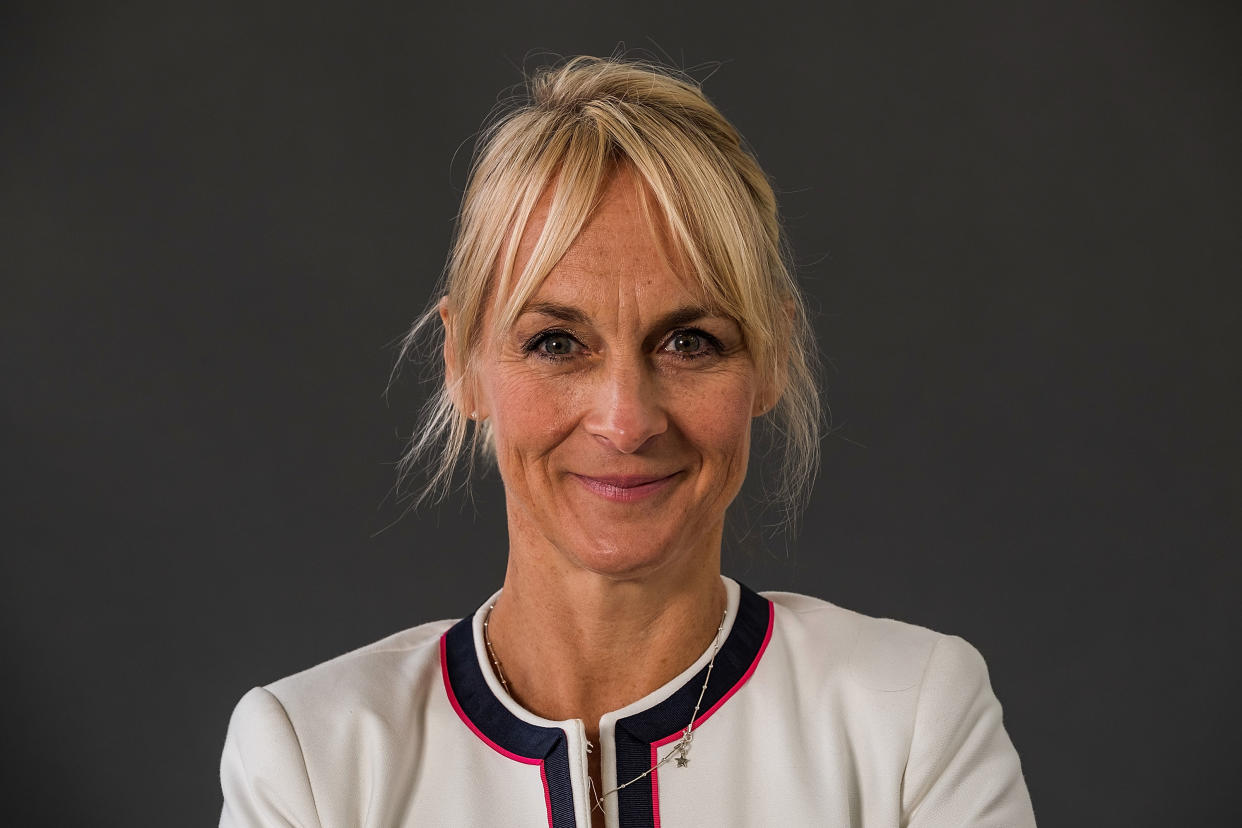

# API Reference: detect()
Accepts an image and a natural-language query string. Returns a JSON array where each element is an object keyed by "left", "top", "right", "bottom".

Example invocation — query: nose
[{"left": 581, "top": 358, "right": 668, "bottom": 454}]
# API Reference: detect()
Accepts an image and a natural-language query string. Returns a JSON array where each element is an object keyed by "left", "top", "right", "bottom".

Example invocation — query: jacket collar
[{"left": 440, "top": 577, "right": 774, "bottom": 827}]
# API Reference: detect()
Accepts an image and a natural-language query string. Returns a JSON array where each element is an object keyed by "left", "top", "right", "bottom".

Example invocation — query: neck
[{"left": 485, "top": 519, "right": 727, "bottom": 739}]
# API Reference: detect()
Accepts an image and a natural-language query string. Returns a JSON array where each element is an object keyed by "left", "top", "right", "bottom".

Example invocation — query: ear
[
  {"left": 753, "top": 368, "right": 785, "bottom": 417},
  {"left": 440, "top": 296, "right": 485, "bottom": 421},
  {"left": 753, "top": 299, "right": 795, "bottom": 417}
]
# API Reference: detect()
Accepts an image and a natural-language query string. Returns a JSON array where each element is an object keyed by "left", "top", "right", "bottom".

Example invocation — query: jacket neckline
[{"left": 439, "top": 576, "right": 774, "bottom": 828}]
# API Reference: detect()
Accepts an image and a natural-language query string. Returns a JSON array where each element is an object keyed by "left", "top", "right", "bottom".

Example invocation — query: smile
[{"left": 570, "top": 472, "right": 680, "bottom": 502}]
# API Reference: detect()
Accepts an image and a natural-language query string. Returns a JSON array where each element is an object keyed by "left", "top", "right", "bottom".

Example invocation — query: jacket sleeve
[
  {"left": 220, "top": 687, "right": 323, "bottom": 828},
  {"left": 901, "top": 635, "right": 1037, "bottom": 827}
]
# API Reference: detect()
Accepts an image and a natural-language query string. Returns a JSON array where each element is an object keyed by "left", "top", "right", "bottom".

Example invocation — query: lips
[{"left": 570, "top": 472, "right": 680, "bottom": 502}]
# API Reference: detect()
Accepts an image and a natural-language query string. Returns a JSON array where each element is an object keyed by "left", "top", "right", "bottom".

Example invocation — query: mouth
[{"left": 570, "top": 472, "right": 681, "bottom": 503}]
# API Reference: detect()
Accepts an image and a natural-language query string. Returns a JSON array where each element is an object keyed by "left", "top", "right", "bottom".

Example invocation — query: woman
[{"left": 220, "top": 57, "right": 1036, "bottom": 827}]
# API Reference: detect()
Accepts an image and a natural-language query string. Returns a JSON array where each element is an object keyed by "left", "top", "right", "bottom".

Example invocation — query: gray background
[{"left": 3, "top": 1, "right": 1239, "bottom": 824}]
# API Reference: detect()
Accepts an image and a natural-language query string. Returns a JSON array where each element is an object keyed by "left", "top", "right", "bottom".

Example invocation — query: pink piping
[
  {"left": 650, "top": 743, "right": 662, "bottom": 828},
  {"left": 439, "top": 634, "right": 554, "bottom": 827},
  {"left": 649, "top": 600, "right": 775, "bottom": 825}
]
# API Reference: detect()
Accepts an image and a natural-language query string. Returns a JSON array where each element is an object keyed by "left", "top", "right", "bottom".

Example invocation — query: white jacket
[{"left": 220, "top": 578, "right": 1036, "bottom": 827}]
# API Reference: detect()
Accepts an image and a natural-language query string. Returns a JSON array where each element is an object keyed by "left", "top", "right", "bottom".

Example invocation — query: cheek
[
  {"left": 672, "top": 375, "right": 756, "bottom": 464},
  {"left": 483, "top": 362, "right": 758, "bottom": 476},
  {"left": 484, "top": 371, "right": 584, "bottom": 469}
]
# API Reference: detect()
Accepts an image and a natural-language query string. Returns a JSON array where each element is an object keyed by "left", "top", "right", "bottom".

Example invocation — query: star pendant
[{"left": 675, "top": 753, "right": 690, "bottom": 768}]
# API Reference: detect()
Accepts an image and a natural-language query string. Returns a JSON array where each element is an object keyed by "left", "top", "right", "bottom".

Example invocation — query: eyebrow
[
  {"left": 519, "top": 301, "right": 591, "bottom": 327},
  {"left": 518, "top": 301, "right": 725, "bottom": 332}
]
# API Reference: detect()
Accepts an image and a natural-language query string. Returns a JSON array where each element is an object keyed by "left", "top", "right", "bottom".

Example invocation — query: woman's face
[{"left": 463, "top": 170, "right": 764, "bottom": 580}]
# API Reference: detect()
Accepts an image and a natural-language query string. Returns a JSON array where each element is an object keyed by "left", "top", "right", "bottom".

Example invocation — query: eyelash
[{"left": 521, "top": 328, "right": 724, "bottom": 362}]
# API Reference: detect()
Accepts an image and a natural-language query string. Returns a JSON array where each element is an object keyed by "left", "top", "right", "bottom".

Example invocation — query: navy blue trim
[
  {"left": 613, "top": 583, "right": 772, "bottom": 828},
  {"left": 443, "top": 618, "right": 576, "bottom": 828}
]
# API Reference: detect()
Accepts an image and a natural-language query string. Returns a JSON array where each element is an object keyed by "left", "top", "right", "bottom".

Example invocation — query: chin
[
  {"left": 505, "top": 481, "right": 726, "bottom": 582},
  {"left": 557, "top": 520, "right": 708, "bottom": 581}
]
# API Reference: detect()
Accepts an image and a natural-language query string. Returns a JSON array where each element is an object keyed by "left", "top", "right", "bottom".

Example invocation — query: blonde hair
[{"left": 395, "top": 56, "right": 821, "bottom": 532}]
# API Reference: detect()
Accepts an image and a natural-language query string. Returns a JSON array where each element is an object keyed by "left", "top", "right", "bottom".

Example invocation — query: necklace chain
[
  {"left": 481, "top": 604, "right": 510, "bottom": 695},
  {"left": 482, "top": 603, "right": 728, "bottom": 815}
]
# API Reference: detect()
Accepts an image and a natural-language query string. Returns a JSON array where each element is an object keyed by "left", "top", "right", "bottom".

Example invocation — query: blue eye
[
  {"left": 663, "top": 329, "right": 720, "bottom": 359},
  {"left": 670, "top": 332, "right": 703, "bottom": 353},
  {"left": 539, "top": 334, "right": 575, "bottom": 355},
  {"left": 524, "top": 330, "right": 581, "bottom": 360}
]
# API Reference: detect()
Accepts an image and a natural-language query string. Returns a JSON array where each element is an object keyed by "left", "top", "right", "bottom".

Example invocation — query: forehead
[{"left": 508, "top": 169, "right": 709, "bottom": 315}]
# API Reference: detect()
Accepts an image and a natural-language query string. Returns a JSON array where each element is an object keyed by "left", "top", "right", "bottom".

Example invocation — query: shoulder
[
  {"left": 221, "top": 685, "right": 324, "bottom": 827},
  {"left": 761, "top": 589, "right": 968, "bottom": 694},
  {"left": 226, "top": 617, "right": 456, "bottom": 740},
  {"left": 758, "top": 589, "right": 1035, "bottom": 825},
  {"left": 220, "top": 618, "right": 458, "bottom": 825},
  {"left": 261, "top": 618, "right": 456, "bottom": 724}
]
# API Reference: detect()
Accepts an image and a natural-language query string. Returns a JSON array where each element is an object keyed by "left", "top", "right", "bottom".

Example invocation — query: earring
[{"left": 469, "top": 410, "right": 478, "bottom": 420}]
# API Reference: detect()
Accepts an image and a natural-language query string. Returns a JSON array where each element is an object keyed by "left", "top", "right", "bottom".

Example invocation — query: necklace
[
  {"left": 482, "top": 603, "right": 510, "bottom": 695},
  {"left": 482, "top": 602, "right": 728, "bottom": 814}
]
